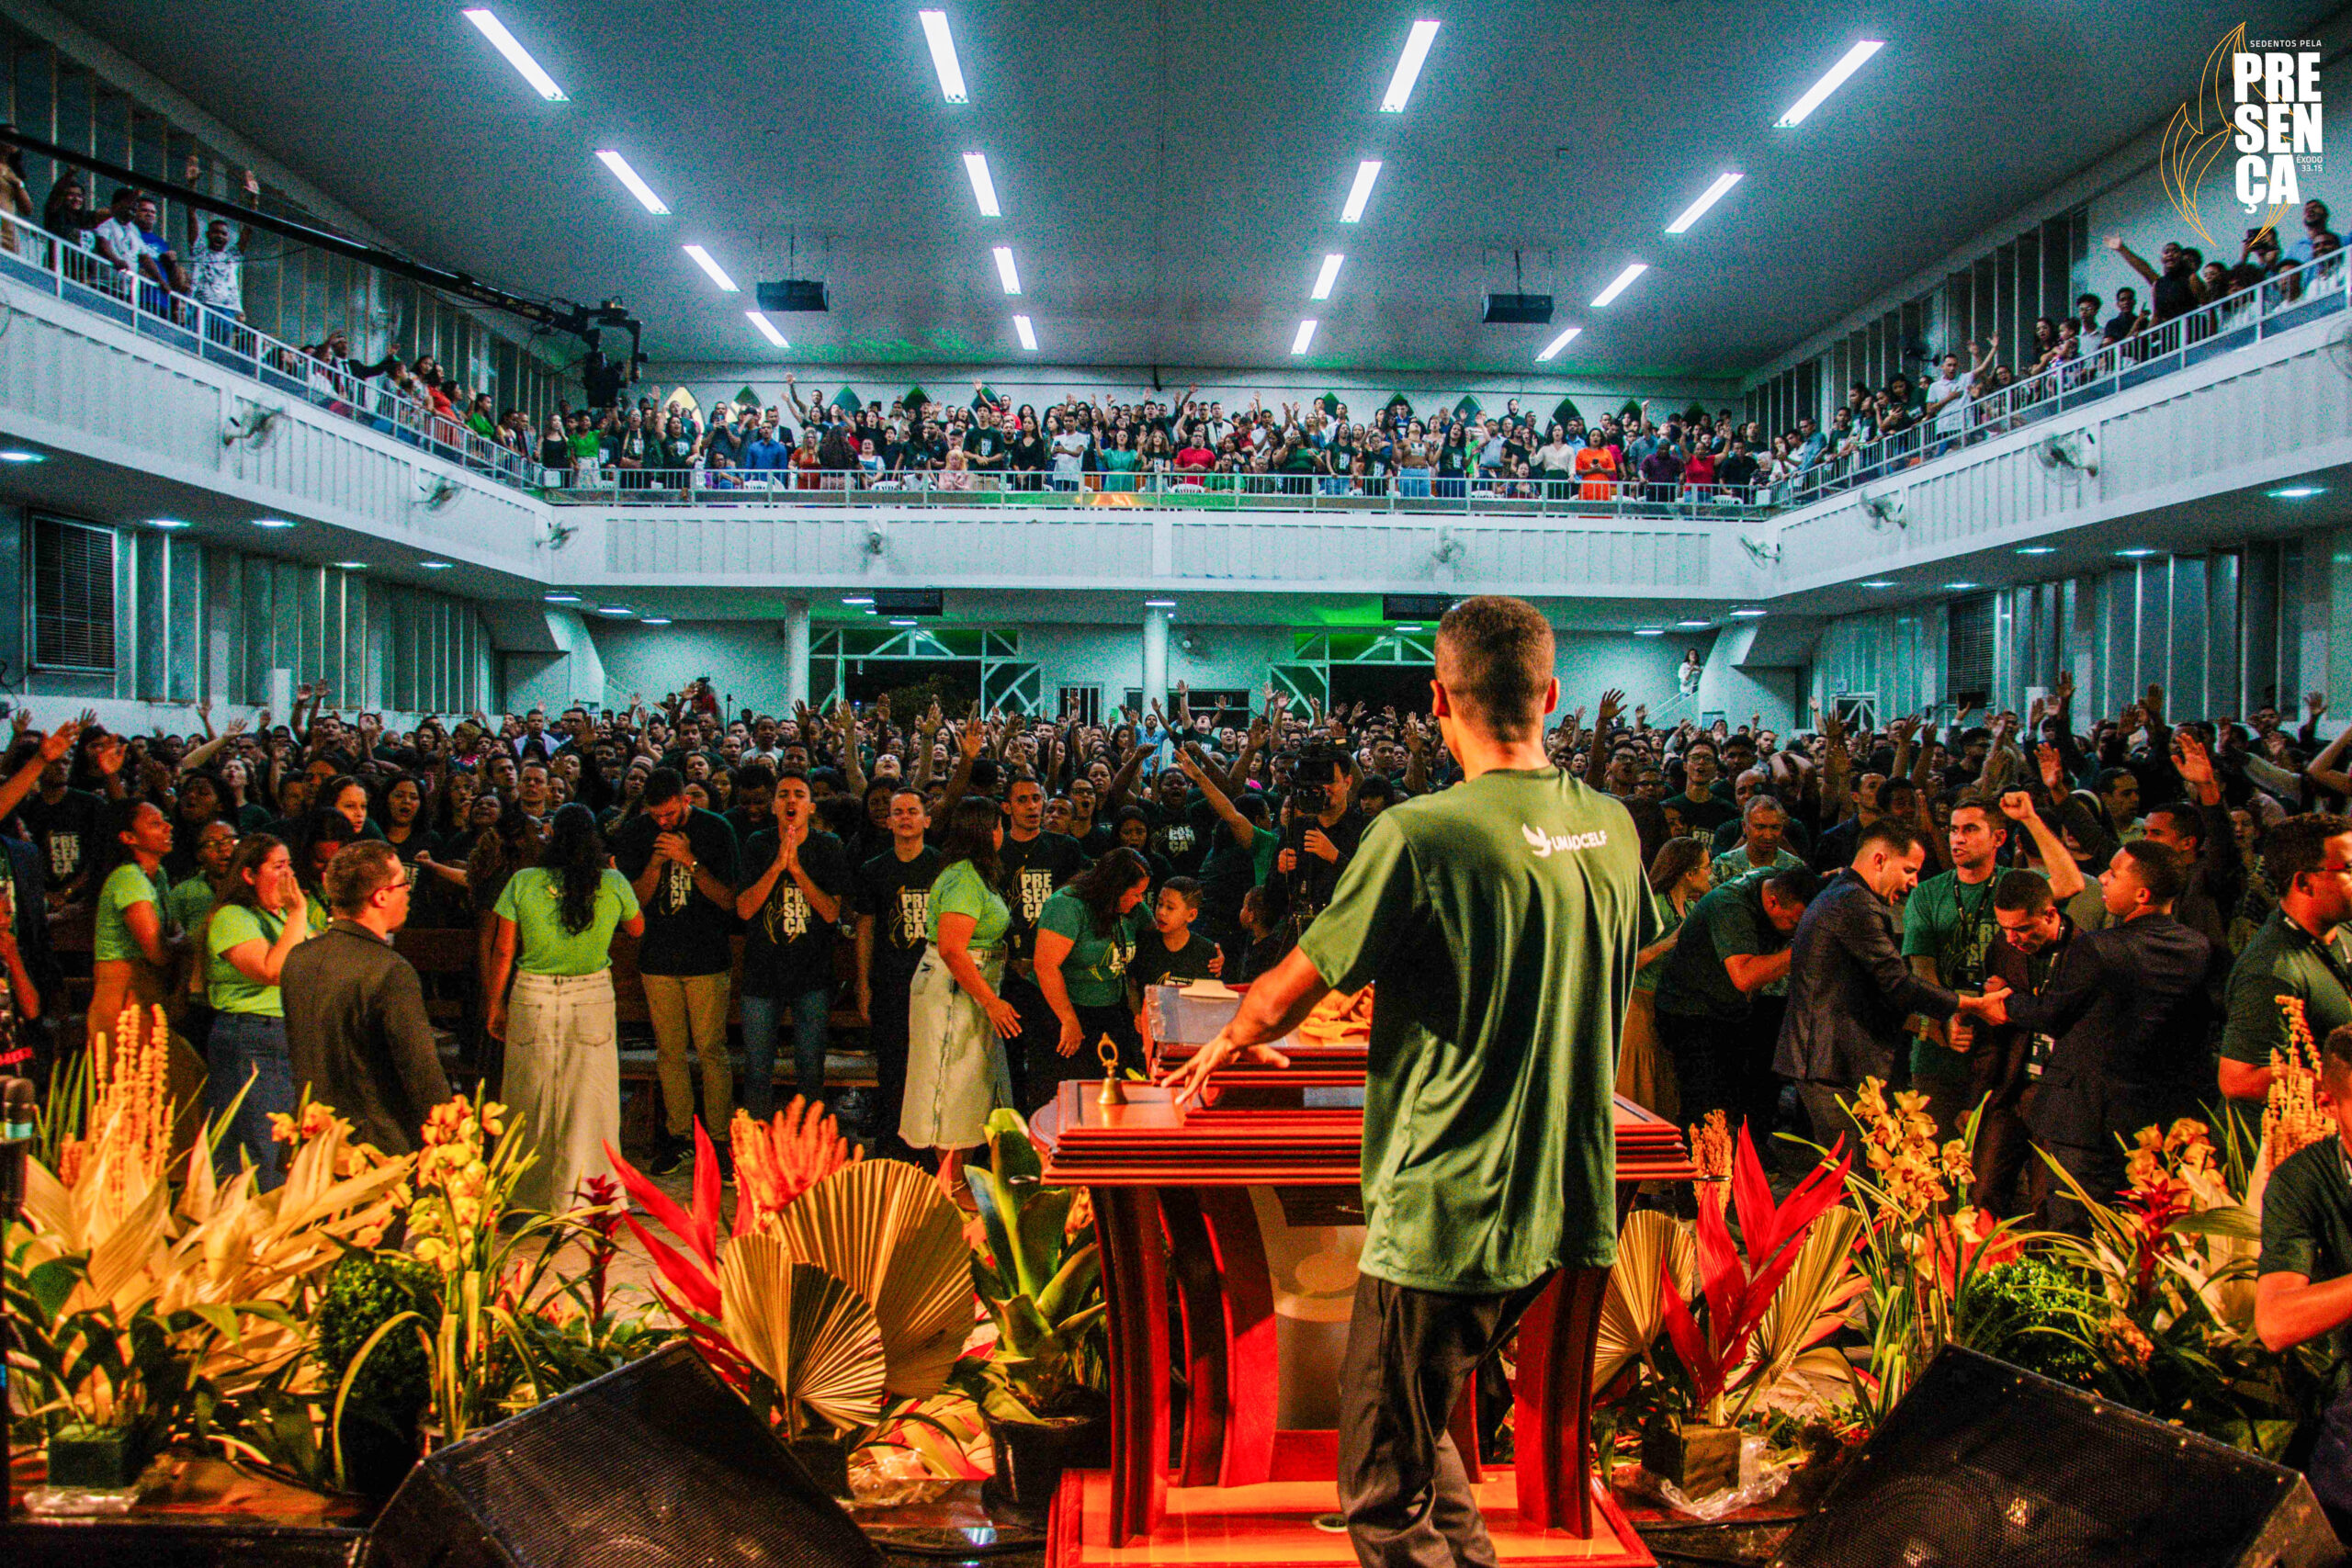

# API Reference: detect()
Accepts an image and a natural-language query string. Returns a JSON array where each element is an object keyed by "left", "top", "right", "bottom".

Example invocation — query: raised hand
[
  {"left": 1597, "top": 688, "right": 1625, "bottom": 728},
  {"left": 2143, "top": 683, "right": 2165, "bottom": 723},
  {"left": 1996, "top": 788, "right": 2039, "bottom": 823},
  {"left": 2036, "top": 742, "right": 2064, "bottom": 795},
  {"left": 2310, "top": 692, "right": 2329, "bottom": 721},
  {"left": 2174, "top": 729, "right": 2218, "bottom": 795}
]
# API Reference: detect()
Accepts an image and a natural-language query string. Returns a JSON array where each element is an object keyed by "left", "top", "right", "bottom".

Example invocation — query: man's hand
[
  {"left": 2309, "top": 692, "right": 2328, "bottom": 721},
  {"left": 2036, "top": 742, "right": 2065, "bottom": 795},
  {"left": 1303, "top": 828, "right": 1340, "bottom": 863},
  {"left": 1159, "top": 1026, "right": 1291, "bottom": 1108},
  {"left": 1997, "top": 789, "right": 2040, "bottom": 824},
  {"left": 1597, "top": 689, "right": 1625, "bottom": 728},
  {"left": 2175, "top": 729, "right": 2219, "bottom": 799},
  {"left": 2144, "top": 683, "right": 2166, "bottom": 724},
  {"left": 1960, "top": 976, "right": 2011, "bottom": 1026},
  {"left": 653, "top": 830, "right": 695, "bottom": 869}
]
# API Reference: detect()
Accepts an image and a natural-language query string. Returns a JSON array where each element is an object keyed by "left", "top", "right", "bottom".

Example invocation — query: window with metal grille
[
  {"left": 31, "top": 516, "right": 116, "bottom": 674},
  {"left": 1945, "top": 592, "right": 1995, "bottom": 710},
  {"left": 1056, "top": 685, "right": 1102, "bottom": 726}
]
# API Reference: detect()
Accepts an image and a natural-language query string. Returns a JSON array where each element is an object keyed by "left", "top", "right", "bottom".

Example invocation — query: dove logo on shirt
[{"left": 1521, "top": 823, "right": 1611, "bottom": 859}]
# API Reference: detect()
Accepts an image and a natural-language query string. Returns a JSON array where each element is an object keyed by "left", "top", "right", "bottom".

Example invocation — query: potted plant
[{"left": 962, "top": 1109, "right": 1109, "bottom": 1511}]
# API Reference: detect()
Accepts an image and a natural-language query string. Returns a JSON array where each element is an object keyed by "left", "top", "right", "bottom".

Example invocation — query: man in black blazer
[
  {"left": 1774, "top": 818, "right": 2003, "bottom": 1152},
  {"left": 1976, "top": 839, "right": 2214, "bottom": 1233},
  {"left": 282, "top": 840, "right": 451, "bottom": 1156}
]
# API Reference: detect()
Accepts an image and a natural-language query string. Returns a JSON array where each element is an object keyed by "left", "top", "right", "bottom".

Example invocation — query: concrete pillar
[
  {"left": 1142, "top": 604, "right": 1170, "bottom": 713},
  {"left": 784, "top": 598, "right": 812, "bottom": 711}
]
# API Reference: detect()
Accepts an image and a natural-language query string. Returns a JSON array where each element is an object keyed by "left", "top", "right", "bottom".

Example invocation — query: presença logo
[{"left": 2161, "top": 25, "right": 2323, "bottom": 249}]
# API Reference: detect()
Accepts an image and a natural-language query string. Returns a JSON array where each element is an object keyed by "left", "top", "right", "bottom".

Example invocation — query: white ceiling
[{"left": 49, "top": 0, "right": 2352, "bottom": 377}]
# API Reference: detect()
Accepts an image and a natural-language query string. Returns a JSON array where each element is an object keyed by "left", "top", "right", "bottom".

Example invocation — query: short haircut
[
  {"left": 1435, "top": 595, "right": 1554, "bottom": 744},
  {"left": 2143, "top": 801, "right": 2206, "bottom": 850},
  {"left": 774, "top": 767, "right": 810, "bottom": 791},
  {"left": 1763, "top": 866, "right": 1826, "bottom": 908},
  {"left": 734, "top": 761, "right": 776, "bottom": 791},
  {"left": 1854, "top": 818, "right": 1924, "bottom": 863},
  {"left": 1993, "top": 869, "right": 2055, "bottom": 914},
  {"left": 1950, "top": 791, "right": 2007, "bottom": 831},
  {"left": 2096, "top": 766, "right": 2138, "bottom": 797},
  {"left": 2115, "top": 839, "right": 2188, "bottom": 907},
  {"left": 2267, "top": 813, "right": 2352, "bottom": 890},
  {"left": 1743, "top": 794, "right": 1786, "bottom": 823},
  {"left": 324, "top": 840, "right": 402, "bottom": 916},
  {"left": 641, "top": 767, "right": 686, "bottom": 808},
  {"left": 1160, "top": 876, "right": 1203, "bottom": 908},
  {"left": 2323, "top": 1022, "right": 2352, "bottom": 1086}
]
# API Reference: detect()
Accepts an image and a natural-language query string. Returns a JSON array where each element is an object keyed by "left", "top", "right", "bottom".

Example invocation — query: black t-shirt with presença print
[
  {"left": 999, "top": 829, "right": 1086, "bottom": 962},
  {"left": 609, "top": 807, "right": 741, "bottom": 976},
  {"left": 856, "top": 844, "right": 943, "bottom": 987},
  {"left": 737, "top": 829, "right": 852, "bottom": 999}
]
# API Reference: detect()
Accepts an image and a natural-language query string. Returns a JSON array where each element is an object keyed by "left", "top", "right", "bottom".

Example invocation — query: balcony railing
[{"left": 0, "top": 199, "right": 2341, "bottom": 523}]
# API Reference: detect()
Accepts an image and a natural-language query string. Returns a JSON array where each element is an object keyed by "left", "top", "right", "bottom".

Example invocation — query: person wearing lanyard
[
  {"left": 203, "top": 834, "right": 311, "bottom": 1190},
  {"left": 1902, "top": 794, "right": 2009, "bottom": 1141},
  {"left": 1033, "top": 848, "right": 1152, "bottom": 1090},
  {"left": 485, "top": 804, "right": 644, "bottom": 1215},
  {"left": 2221, "top": 815, "right": 2352, "bottom": 1136},
  {"left": 2254, "top": 1021, "right": 2352, "bottom": 1538},
  {"left": 899, "top": 795, "right": 1021, "bottom": 1201}
]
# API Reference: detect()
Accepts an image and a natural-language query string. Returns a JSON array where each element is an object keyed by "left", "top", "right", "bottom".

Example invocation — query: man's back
[
  {"left": 2017, "top": 913, "right": 2213, "bottom": 1145},
  {"left": 1298, "top": 767, "right": 1652, "bottom": 1293},
  {"left": 281, "top": 922, "right": 450, "bottom": 1155},
  {"left": 1776, "top": 872, "right": 1947, "bottom": 1087}
]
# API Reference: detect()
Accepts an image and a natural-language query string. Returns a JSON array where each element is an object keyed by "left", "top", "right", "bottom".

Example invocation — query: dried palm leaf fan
[
  {"left": 765, "top": 1158, "right": 973, "bottom": 1398},
  {"left": 1594, "top": 1209, "right": 1697, "bottom": 1389},
  {"left": 718, "top": 1239, "right": 888, "bottom": 1436}
]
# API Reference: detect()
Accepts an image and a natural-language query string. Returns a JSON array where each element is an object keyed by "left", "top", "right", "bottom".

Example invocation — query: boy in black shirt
[
  {"left": 1130, "top": 877, "right": 1225, "bottom": 993},
  {"left": 854, "top": 788, "right": 940, "bottom": 1157}
]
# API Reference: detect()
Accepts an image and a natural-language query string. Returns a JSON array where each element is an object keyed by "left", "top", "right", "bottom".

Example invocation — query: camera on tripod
[{"left": 1283, "top": 738, "right": 1351, "bottom": 817}]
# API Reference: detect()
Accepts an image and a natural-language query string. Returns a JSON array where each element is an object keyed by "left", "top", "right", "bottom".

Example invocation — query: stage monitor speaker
[
  {"left": 1770, "top": 1347, "right": 2341, "bottom": 1568},
  {"left": 364, "top": 1343, "right": 881, "bottom": 1568}
]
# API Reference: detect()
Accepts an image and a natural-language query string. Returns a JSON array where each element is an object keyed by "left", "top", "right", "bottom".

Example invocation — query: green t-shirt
[
  {"left": 1709, "top": 845, "right": 1803, "bottom": 887},
  {"left": 927, "top": 860, "right": 1011, "bottom": 950},
  {"left": 2221, "top": 908, "right": 2352, "bottom": 1102},
  {"left": 1296, "top": 767, "right": 1655, "bottom": 1293},
  {"left": 1654, "top": 877, "right": 1780, "bottom": 1021},
  {"left": 1036, "top": 889, "right": 1145, "bottom": 1008},
  {"left": 93, "top": 863, "right": 161, "bottom": 963},
  {"left": 207, "top": 902, "right": 292, "bottom": 1016},
  {"left": 1902, "top": 867, "right": 2008, "bottom": 1082},
  {"left": 2258, "top": 1137, "right": 2352, "bottom": 1396},
  {"left": 493, "top": 867, "right": 641, "bottom": 976},
  {"left": 1634, "top": 890, "right": 1683, "bottom": 995},
  {"left": 167, "top": 874, "right": 216, "bottom": 935}
]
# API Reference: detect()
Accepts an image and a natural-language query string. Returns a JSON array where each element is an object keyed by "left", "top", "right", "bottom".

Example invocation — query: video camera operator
[{"left": 1262, "top": 737, "right": 1361, "bottom": 941}]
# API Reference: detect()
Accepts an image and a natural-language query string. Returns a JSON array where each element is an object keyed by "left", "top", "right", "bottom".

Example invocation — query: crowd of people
[{"left": 1, "top": 659, "right": 2348, "bottom": 1234}]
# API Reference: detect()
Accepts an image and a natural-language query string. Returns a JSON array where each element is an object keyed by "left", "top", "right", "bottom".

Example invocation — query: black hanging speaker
[
  {"left": 364, "top": 1343, "right": 882, "bottom": 1568},
  {"left": 1770, "top": 1347, "right": 2343, "bottom": 1568}
]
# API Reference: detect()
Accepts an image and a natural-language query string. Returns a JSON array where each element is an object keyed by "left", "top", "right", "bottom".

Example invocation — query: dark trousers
[
  {"left": 2030, "top": 1138, "right": 2119, "bottom": 1236},
  {"left": 1737, "top": 998, "right": 1786, "bottom": 1148},
  {"left": 1339, "top": 1270, "right": 1553, "bottom": 1568},
  {"left": 865, "top": 972, "right": 916, "bottom": 1159},
  {"left": 1022, "top": 1000, "right": 1143, "bottom": 1114},
  {"left": 1657, "top": 1010, "right": 1733, "bottom": 1129},
  {"left": 1001, "top": 972, "right": 1058, "bottom": 1112},
  {"left": 2305, "top": 1379, "right": 2352, "bottom": 1542}
]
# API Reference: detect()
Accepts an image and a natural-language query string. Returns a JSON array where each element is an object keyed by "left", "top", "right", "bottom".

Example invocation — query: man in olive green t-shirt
[
  {"left": 2220, "top": 816, "right": 2352, "bottom": 1131},
  {"left": 1164, "top": 597, "right": 1652, "bottom": 1568},
  {"left": 2255, "top": 1021, "right": 2352, "bottom": 1536}
]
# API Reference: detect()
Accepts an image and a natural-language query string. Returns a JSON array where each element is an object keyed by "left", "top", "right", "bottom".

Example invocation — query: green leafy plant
[
  {"left": 1954, "top": 1257, "right": 2104, "bottom": 1388},
  {"left": 963, "top": 1109, "right": 1106, "bottom": 1424}
]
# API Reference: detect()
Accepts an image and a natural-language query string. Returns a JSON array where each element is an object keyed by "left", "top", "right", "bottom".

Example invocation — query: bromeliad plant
[{"left": 961, "top": 1109, "right": 1106, "bottom": 1427}]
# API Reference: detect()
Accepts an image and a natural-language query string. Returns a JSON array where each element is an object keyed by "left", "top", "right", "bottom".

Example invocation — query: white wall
[{"left": 502, "top": 609, "right": 609, "bottom": 716}]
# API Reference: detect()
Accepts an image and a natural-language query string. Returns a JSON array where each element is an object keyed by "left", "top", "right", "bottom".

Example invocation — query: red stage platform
[{"left": 1035, "top": 1029, "right": 1692, "bottom": 1568}]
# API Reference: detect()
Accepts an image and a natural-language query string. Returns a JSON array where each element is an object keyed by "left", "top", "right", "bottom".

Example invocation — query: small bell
[{"left": 1096, "top": 1033, "right": 1127, "bottom": 1107}]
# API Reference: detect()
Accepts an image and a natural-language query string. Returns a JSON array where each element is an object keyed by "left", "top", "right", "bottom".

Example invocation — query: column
[
  {"left": 784, "top": 598, "right": 812, "bottom": 711},
  {"left": 1142, "top": 604, "right": 1170, "bottom": 714}
]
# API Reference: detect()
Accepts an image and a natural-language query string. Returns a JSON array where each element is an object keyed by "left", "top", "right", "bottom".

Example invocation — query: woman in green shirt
[
  {"left": 900, "top": 795, "right": 1020, "bottom": 1199},
  {"left": 1619, "top": 838, "right": 1712, "bottom": 1122},
  {"left": 203, "top": 834, "right": 311, "bottom": 1190},
  {"left": 88, "top": 797, "right": 179, "bottom": 1055},
  {"left": 1034, "top": 848, "right": 1152, "bottom": 1096},
  {"left": 485, "top": 804, "right": 643, "bottom": 1214}
]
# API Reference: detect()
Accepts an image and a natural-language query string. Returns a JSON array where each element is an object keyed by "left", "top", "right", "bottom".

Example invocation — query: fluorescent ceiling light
[
  {"left": 254, "top": 516, "right": 294, "bottom": 529},
  {"left": 545, "top": 591, "right": 582, "bottom": 603},
  {"left": 333, "top": 560, "right": 368, "bottom": 570},
  {"left": 1013, "top": 314, "right": 1037, "bottom": 351},
  {"left": 1665, "top": 171, "right": 1743, "bottom": 234},
  {"left": 2016, "top": 545, "right": 2055, "bottom": 554},
  {"left": 992, "top": 245, "right": 1022, "bottom": 294},
  {"left": 889, "top": 617, "right": 921, "bottom": 627},
  {"left": 918, "top": 10, "right": 968, "bottom": 103},
  {"left": 1536, "top": 325, "right": 1581, "bottom": 361},
  {"left": 597, "top": 604, "right": 634, "bottom": 617},
  {"left": 1380, "top": 19, "right": 1441, "bottom": 112},
  {"left": 419, "top": 559, "right": 454, "bottom": 570},
  {"left": 1944, "top": 581, "right": 1977, "bottom": 591},
  {"left": 744, "top": 310, "right": 788, "bottom": 347},
  {"left": 2117, "top": 547, "right": 2155, "bottom": 558},
  {"left": 461, "top": 9, "right": 566, "bottom": 101},
  {"left": 1676, "top": 619, "right": 1712, "bottom": 628},
  {"left": 1860, "top": 580, "right": 1895, "bottom": 589},
  {"left": 1634, "top": 627, "right": 1666, "bottom": 636},
  {"left": 1394, "top": 623, "right": 1422, "bottom": 632},
  {"left": 1777, "top": 40, "right": 1884, "bottom": 128},
  {"left": 681, "top": 245, "right": 738, "bottom": 291},
  {"left": 641, "top": 616, "right": 673, "bottom": 626},
  {"left": 962, "top": 152, "right": 1001, "bottom": 216},
  {"left": 1341, "top": 160, "right": 1382, "bottom": 222},
  {"left": 1311, "top": 254, "right": 1345, "bottom": 300},
  {"left": 1590, "top": 263, "right": 1647, "bottom": 308},
  {"left": 594, "top": 150, "right": 668, "bottom": 214},
  {"left": 842, "top": 595, "right": 876, "bottom": 605},
  {"left": 1144, "top": 598, "right": 1178, "bottom": 608},
  {"left": 0, "top": 450, "right": 42, "bottom": 463},
  {"left": 1291, "top": 319, "right": 1318, "bottom": 355},
  {"left": 146, "top": 517, "right": 190, "bottom": 530},
  {"left": 2269, "top": 485, "right": 2326, "bottom": 498},
  {"left": 1730, "top": 607, "right": 1768, "bottom": 618}
]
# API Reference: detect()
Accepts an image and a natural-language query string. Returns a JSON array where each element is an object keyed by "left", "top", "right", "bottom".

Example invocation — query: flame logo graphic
[{"left": 2161, "top": 26, "right": 2291, "bottom": 249}]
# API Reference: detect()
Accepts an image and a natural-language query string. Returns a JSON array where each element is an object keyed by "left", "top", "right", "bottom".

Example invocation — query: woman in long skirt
[
  {"left": 1618, "top": 837, "right": 1711, "bottom": 1122},
  {"left": 485, "top": 805, "right": 644, "bottom": 1214},
  {"left": 900, "top": 795, "right": 1022, "bottom": 1199}
]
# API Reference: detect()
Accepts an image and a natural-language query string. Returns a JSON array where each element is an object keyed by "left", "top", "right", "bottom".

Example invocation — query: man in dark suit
[
  {"left": 282, "top": 840, "right": 451, "bottom": 1156},
  {"left": 1774, "top": 818, "right": 2004, "bottom": 1152},
  {"left": 1977, "top": 839, "right": 2214, "bottom": 1233}
]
